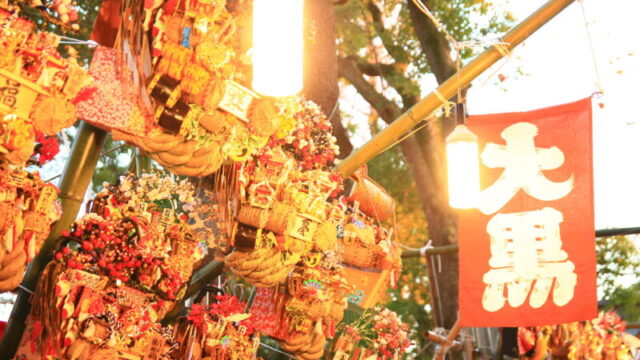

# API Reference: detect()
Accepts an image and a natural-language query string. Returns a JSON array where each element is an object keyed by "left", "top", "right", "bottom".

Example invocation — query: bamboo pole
[
  {"left": 0, "top": 122, "right": 107, "bottom": 359},
  {"left": 400, "top": 227, "right": 640, "bottom": 259},
  {"left": 335, "top": 0, "right": 577, "bottom": 177},
  {"left": 160, "top": 260, "right": 225, "bottom": 325},
  {"left": 135, "top": 149, "right": 152, "bottom": 176},
  {"left": 401, "top": 244, "right": 459, "bottom": 258}
]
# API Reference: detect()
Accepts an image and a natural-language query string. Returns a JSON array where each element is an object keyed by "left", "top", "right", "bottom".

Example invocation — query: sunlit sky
[{"left": 344, "top": 0, "right": 640, "bottom": 230}]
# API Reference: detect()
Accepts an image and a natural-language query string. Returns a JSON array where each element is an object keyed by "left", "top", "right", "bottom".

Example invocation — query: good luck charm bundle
[
  {"left": 0, "top": 6, "right": 82, "bottom": 292},
  {"left": 330, "top": 306, "right": 411, "bottom": 360},
  {"left": 0, "top": 167, "right": 60, "bottom": 292},
  {"left": 174, "top": 294, "right": 262, "bottom": 360},
  {"left": 14, "top": 173, "right": 205, "bottom": 359},
  {"left": 337, "top": 169, "right": 402, "bottom": 309},
  {"left": 224, "top": 100, "right": 342, "bottom": 288},
  {"left": 217, "top": 101, "right": 354, "bottom": 360},
  {"left": 272, "top": 263, "right": 352, "bottom": 360},
  {"left": 517, "top": 311, "right": 634, "bottom": 360}
]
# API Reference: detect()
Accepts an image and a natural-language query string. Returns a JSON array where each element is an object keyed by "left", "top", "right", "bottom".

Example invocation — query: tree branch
[
  {"left": 366, "top": 0, "right": 410, "bottom": 64},
  {"left": 407, "top": 0, "right": 457, "bottom": 83},
  {"left": 337, "top": 56, "right": 401, "bottom": 123},
  {"left": 349, "top": 56, "right": 398, "bottom": 77},
  {"left": 345, "top": 55, "right": 419, "bottom": 111}
]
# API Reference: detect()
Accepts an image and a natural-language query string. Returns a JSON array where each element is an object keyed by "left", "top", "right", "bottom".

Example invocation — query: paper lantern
[
  {"left": 446, "top": 124, "right": 480, "bottom": 209},
  {"left": 252, "top": 0, "right": 304, "bottom": 97}
]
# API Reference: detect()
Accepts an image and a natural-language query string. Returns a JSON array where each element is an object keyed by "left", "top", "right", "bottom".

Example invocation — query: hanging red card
[{"left": 459, "top": 97, "right": 597, "bottom": 327}]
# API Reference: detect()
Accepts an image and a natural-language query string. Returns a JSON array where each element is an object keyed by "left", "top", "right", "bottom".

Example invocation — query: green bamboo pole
[
  {"left": 400, "top": 227, "right": 640, "bottom": 259},
  {"left": 401, "top": 244, "right": 459, "bottom": 258},
  {"left": 0, "top": 121, "right": 107, "bottom": 359},
  {"left": 160, "top": 260, "right": 225, "bottom": 325},
  {"left": 135, "top": 148, "right": 152, "bottom": 176},
  {"left": 336, "top": 0, "right": 577, "bottom": 177}
]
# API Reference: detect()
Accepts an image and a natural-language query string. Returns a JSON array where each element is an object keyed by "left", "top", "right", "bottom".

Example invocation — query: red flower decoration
[{"left": 33, "top": 131, "right": 60, "bottom": 165}]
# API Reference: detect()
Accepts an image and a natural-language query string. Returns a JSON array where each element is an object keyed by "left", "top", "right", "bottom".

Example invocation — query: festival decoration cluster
[
  {"left": 0, "top": 4, "right": 87, "bottom": 292},
  {"left": 330, "top": 306, "right": 411, "bottom": 360},
  {"left": 14, "top": 173, "right": 203, "bottom": 358},
  {"left": 0, "top": 6, "right": 87, "bottom": 164},
  {"left": 0, "top": 167, "right": 60, "bottom": 291},
  {"left": 0, "top": 0, "right": 409, "bottom": 358},
  {"left": 76, "top": 0, "right": 314, "bottom": 178},
  {"left": 175, "top": 295, "right": 261, "bottom": 360},
  {"left": 518, "top": 311, "right": 634, "bottom": 360}
]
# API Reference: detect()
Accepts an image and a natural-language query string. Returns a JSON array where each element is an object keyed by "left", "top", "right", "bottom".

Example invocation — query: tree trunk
[
  {"left": 303, "top": 0, "right": 353, "bottom": 158},
  {"left": 406, "top": 0, "right": 461, "bottom": 331}
]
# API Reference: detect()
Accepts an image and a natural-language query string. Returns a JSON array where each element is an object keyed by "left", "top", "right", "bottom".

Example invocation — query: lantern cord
[
  {"left": 17, "top": 285, "right": 34, "bottom": 295},
  {"left": 259, "top": 342, "right": 296, "bottom": 359},
  {"left": 374, "top": 116, "right": 437, "bottom": 159},
  {"left": 399, "top": 240, "right": 434, "bottom": 257},
  {"left": 327, "top": 98, "right": 340, "bottom": 123},
  {"left": 577, "top": 0, "right": 604, "bottom": 96},
  {"left": 58, "top": 35, "right": 98, "bottom": 48},
  {"left": 411, "top": 0, "right": 458, "bottom": 50}
]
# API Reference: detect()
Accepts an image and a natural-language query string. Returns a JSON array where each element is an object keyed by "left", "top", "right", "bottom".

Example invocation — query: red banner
[{"left": 459, "top": 98, "right": 597, "bottom": 327}]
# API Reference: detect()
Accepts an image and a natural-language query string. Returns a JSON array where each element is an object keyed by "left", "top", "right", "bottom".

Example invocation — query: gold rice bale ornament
[
  {"left": 312, "top": 222, "right": 337, "bottom": 252},
  {"left": 339, "top": 238, "right": 382, "bottom": 269},
  {"left": 247, "top": 97, "right": 281, "bottom": 138},
  {"left": 236, "top": 202, "right": 296, "bottom": 235},
  {"left": 31, "top": 96, "right": 77, "bottom": 135}
]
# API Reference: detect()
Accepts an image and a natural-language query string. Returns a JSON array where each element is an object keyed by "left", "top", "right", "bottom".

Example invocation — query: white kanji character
[
  {"left": 478, "top": 122, "right": 574, "bottom": 215},
  {"left": 481, "top": 207, "right": 577, "bottom": 312}
]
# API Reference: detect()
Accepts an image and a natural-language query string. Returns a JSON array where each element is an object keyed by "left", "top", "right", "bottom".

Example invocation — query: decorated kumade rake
[
  {"left": 337, "top": 166, "right": 402, "bottom": 309},
  {"left": 174, "top": 295, "right": 261, "bottom": 360},
  {"left": 219, "top": 100, "right": 342, "bottom": 289},
  {"left": 0, "top": 167, "right": 60, "bottom": 292},
  {"left": 14, "top": 173, "right": 205, "bottom": 359},
  {"left": 329, "top": 306, "right": 411, "bottom": 360},
  {"left": 75, "top": 0, "right": 294, "bottom": 178},
  {"left": 248, "top": 262, "right": 352, "bottom": 360},
  {"left": 517, "top": 311, "right": 634, "bottom": 360}
]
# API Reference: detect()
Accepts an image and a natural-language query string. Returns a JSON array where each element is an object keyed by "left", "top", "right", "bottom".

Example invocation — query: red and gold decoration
[
  {"left": 518, "top": 311, "right": 634, "bottom": 360},
  {"left": 0, "top": 4, "right": 74, "bottom": 296},
  {"left": 338, "top": 168, "right": 402, "bottom": 308},
  {"left": 249, "top": 263, "right": 352, "bottom": 360},
  {"left": 0, "top": 167, "right": 60, "bottom": 292},
  {"left": 74, "top": 0, "right": 302, "bottom": 178},
  {"left": 458, "top": 98, "right": 597, "bottom": 327},
  {"left": 175, "top": 294, "right": 262, "bottom": 360},
  {"left": 330, "top": 306, "right": 411, "bottom": 360},
  {"left": 14, "top": 173, "right": 203, "bottom": 358},
  {"left": 0, "top": 5, "right": 87, "bottom": 165},
  {"left": 2, "top": 0, "right": 408, "bottom": 358}
]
